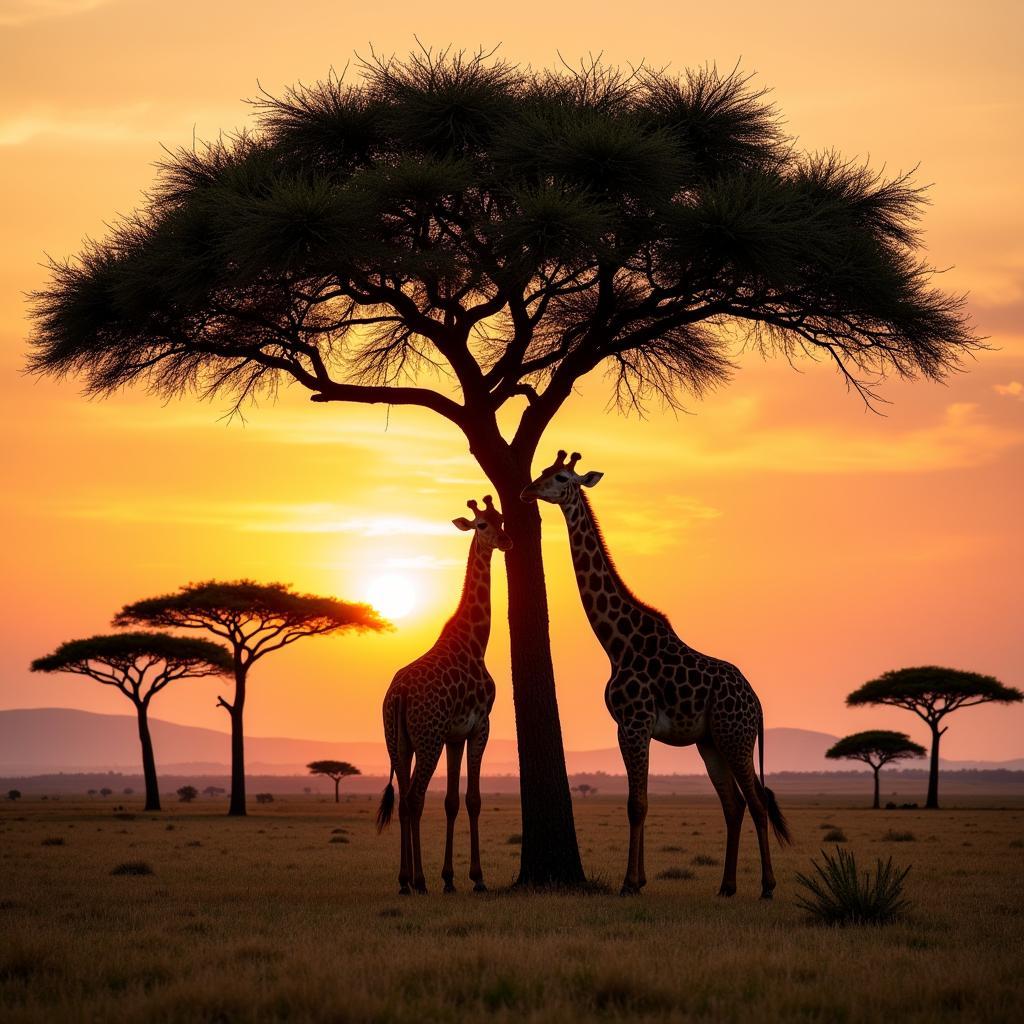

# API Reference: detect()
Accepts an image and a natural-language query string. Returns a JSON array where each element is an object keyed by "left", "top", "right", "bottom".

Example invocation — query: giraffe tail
[
  {"left": 376, "top": 767, "right": 396, "bottom": 833},
  {"left": 757, "top": 702, "right": 792, "bottom": 846}
]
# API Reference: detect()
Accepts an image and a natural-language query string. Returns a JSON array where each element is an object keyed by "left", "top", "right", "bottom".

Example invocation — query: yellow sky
[{"left": 1, "top": 0, "right": 1022, "bottom": 762}]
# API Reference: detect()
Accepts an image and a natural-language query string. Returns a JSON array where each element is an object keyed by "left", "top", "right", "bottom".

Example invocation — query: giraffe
[
  {"left": 523, "top": 451, "right": 791, "bottom": 897},
  {"left": 376, "top": 495, "right": 511, "bottom": 895}
]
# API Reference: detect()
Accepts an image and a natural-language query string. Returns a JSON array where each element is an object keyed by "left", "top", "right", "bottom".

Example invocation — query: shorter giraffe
[
  {"left": 524, "top": 452, "right": 791, "bottom": 897},
  {"left": 377, "top": 496, "right": 511, "bottom": 895}
]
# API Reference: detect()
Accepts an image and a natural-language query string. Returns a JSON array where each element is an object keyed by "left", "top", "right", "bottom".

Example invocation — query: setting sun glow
[{"left": 365, "top": 574, "right": 418, "bottom": 621}]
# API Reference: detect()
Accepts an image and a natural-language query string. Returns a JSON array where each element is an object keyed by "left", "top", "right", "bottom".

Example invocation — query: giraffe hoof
[
  {"left": 414, "top": 883, "right": 428, "bottom": 895},
  {"left": 473, "top": 882, "right": 488, "bottom": 893},
  {"left": 619, "top": 883, "right": 642, "bottom": 897},
  {"left": 718, "top": 884, "right": 737, "bottom": 898},
  {"left": 398, "top": 886, "right": 412, "bottom": 896},
  {"left": 761, "top": 889, "right": 775, "bottom": 901},
  {"left": 443, "top": 882, "right": 456, "bottom": 894}
]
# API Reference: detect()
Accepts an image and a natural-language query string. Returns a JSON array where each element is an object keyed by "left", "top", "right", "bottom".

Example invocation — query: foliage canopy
[{"left": 826, "top": 730, "right": 926, "bottom": 767}]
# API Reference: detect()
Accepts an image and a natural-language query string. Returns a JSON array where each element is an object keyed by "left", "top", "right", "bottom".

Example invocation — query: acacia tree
[
  {"left": 28, "top": 51, "right": 977, "bottom": 885},
  {"left": 112, "top": 581, "right": 387, "bottom": 816},
  {"left": 825, "top": 730, "right": 925, "bottom": 809},
  {"left": 847, "top": 667, "right": 1022, "bottom": 809},
  {"left": 307, "top": 759, "right": 361, "bottom": 802},
  {"left": 30, "top": 633, "right": 232, "bottom": 811}
]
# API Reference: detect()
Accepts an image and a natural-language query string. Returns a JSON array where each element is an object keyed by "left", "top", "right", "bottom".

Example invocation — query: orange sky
[{"left": 1, "top": 0, "right": 1022, "bottom": 763}]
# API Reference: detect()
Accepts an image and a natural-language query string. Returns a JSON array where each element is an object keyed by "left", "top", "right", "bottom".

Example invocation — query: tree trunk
[
  {"left": 334, "top": 778, "right": 340, "bottom": 803},
  {"left": 498, "top": 492, "right": 585, "bottom": 887},
  {"left": 227, "top": 663, "right": 247, "bottom": 817},
  {"left": 872, "top": 767, "right": 880, "bottom": 810},
  {"left": 136, "top": 702, "right": 160, "bottom": 812},
  {"left": 925, "top": 723, "right": 941, "bottom": 809}
]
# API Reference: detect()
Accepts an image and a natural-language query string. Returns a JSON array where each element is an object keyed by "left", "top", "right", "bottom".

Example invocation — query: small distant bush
[
  {"left": 692, "top": 854, "right": 718, "bottom": 866},
  {"left": 796, "top": 847, "right": 911, "bottom": 926},
  {"left": 7, "top": 790, "right": 21, "bottom": 802},
  {"left": 900, "top": 803, "right": 919, "bottom": 809},
  {"left": 885, "top": 801, "right": 897, "bottom": 809},
  {"left": 656, "top": 867, "right": 695, "bottom": 880},
  {"left": 660, "top": 845, "right": 683, "bottom": 853},
  {"left": 506, "top": 833, "right": 523, "bottom": 845},
  {"left": 329, "top": 836, "right": 349, "bottom": 844},
  {"left": 122, "top": 788, "right": 134, "bottom": 795},
  {"left": 111, "top": 860, "right": 154, "bottom": 876},
  {"left": 99, "top": 788, "right": 113, "bottom": 798},
  {"left": 1009, "top": 839, "right": 1024, "bottom": 849},
  {"left": 41, "top": 837, "right": 65, "bottom": 847},
  {"left": 255, "top": 793, "right": 275, "bottom": 804},
  {"left": 883, "top": 830, "right": 916, "bottom": 842},
  {"left": 177, "top": 786, "right": 198, "bottom": 803},
  {"left": 823, "top": 829, "right": 847, "bottom": 843}
]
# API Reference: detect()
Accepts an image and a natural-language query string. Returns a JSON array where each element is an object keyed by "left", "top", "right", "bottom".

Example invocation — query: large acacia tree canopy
[
  {"left": 847, "top": 666, "right": 1023, "bottom": 719},
  {"left": 826, "top": 730, "right": 926, "bottom": 765},
  {"left": 307, "top": 760, "right": 361, "bottom": 779},
  {"left": 28, "top": 50, "right": 977, "bottom": 433},
  {"left": 113, "top": 580, "right": 389, "bottom": 658},
  {"left": 30, "top": 632, "right": 233, "bottom": 674}
]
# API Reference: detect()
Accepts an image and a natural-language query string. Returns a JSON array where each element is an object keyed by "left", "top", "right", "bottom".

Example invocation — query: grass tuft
[
  {"left": 823, "top": 828, "right": 848, "bottom": 842},
  {"left": 883, "top": 830, "right": 916, "bottom": 842},
  {"left": 692, "top": 854, "right": 718, "bottom": 866},
  {"left": 796, "top": 846, "right": 911, "bottom": 926},
  {"left": 111, "top": 860, "right": 154, "bottom": 876},
  {"left": 656, "top": 866, "right": 695, "bottom": 880}
]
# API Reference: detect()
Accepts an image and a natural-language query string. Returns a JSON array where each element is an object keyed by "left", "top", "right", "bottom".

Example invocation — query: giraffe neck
[
  {"left": 439, "top": 536, "right": 493, "bottom": 656},
  {"left": 560, "top": 489, "right": 667, "bottom": 656}
]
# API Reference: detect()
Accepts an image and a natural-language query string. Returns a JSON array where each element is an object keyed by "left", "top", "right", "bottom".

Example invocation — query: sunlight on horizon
[{"left": 365, "top": 572, "right": 418, "bottom": 621}]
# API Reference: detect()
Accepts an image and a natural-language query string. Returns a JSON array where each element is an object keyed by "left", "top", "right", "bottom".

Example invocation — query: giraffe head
[
  {"left": 453, "top": 495, "right": 513, "bottom": 551},
  {"left": 521, "top": 450, "right": 604, "bottom": 505}
]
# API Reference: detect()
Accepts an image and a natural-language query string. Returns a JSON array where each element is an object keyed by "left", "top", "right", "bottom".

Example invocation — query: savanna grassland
[{"left": 2, "top": 793, "right": 1023, "bottom": 1023}]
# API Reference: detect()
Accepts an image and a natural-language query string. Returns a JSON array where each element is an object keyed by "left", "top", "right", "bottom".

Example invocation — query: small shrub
[
  {"left": 328, "top": 836, "right": 349, "bottom": 844},
  {"left": 111, "top": 860, "right": 154, "bottom": 876},
  {"left": 823, "top": 829, "right": 848, "bottom": 842},
  {"left": 795, "top": 847, "right": 911, "bottom": 925},
  {"left": 255, "top": 793, "right": 274, "bottom": 804},
  {"left": 656, "top": 867, "right": 695, "bottom": 880},
  {"left": 885, "top": 801, "right": 897, "bottom": 810},
  {"left": 692, "top": 854, "right": 718, "bottom": 866},
  {"left": 41, "top": 837, "right": 65, "bottom": 847},
  {"left": 1009, "top": 839, "right": 1024, "bottom": 849},
  {"left": 883, "top": 830, "right": 916, "bottom": 842},
  {"left": 177, "top": 786, "right": 198, "bottom": 803},
  {"left": 660, "top": 845, "right": 683, "bottom": 852},
  {"left": 506, "top": 833, "right": 522, "bottom": 845}
]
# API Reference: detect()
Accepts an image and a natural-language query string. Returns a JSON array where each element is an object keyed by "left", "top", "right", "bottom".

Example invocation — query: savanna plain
[{"left": 2, "top": 793, "right": 1022, "bottom": 1023}]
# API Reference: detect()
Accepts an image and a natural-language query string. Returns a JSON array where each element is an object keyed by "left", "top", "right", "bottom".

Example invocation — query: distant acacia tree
[
  {"left": 122, "top": 788, "right": 134, "bottom": 795},
  {"left": 847, "top": 667, "right": 1022, "bottom": 809},
  {"left": 572, "top": 784, "right": 597, "bottom": 798},
  {"left": 112, "top": 581, "right": 387, "bottom": 816},
  {"left": 255, "top": 792, "right": 274, "bottom": 804},
  {"left": 177, "top": 785, "right": 199, "bottom": 803},
  {"left": 307, "top": 760, "right": 361, "bottom": 803},
  {"left": 826, "top": 730, "right": 926, "bottom": 809},
  {"left": 99, "top": 787, "right": 113, "bottom": 798},
  {"left": 202, "top": 786, "right": 226, "bottom": 798},
  {"left": 28, "top": 51, "right": 977, "bottom": 884},
  {"left": 30, "top": 633, "right": 232, "bottom": 812},
  {"left": 7, "top": 790, "right": 20, "bottom": 801}
]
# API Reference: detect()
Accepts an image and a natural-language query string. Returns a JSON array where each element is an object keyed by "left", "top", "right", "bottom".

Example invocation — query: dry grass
[{"left": 2, "top": 794, "right": 1022, "bottom": 1022}]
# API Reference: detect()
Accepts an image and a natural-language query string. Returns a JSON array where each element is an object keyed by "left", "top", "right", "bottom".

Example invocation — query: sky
[{"left": 1, "top": 0, "right": 1022, "bottom": 764}]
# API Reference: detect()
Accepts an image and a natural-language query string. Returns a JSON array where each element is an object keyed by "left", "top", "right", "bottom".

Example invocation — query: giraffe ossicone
[
  {"left": 523, "top": 452, "right": 791, "bottom": 898},
  {"left": 378, "top": 495, "right": 511, "bottom": 895}
]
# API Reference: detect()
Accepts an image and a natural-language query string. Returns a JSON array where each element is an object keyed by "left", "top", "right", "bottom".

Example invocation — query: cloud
[
  {"left": 994, "top": 381, "right": 1024, "bottom": 400},
  {"left": 0, "top": 0, "right": 113, "bottom": 27}
]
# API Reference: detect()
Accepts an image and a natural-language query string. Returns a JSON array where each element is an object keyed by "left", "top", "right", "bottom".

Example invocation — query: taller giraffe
[
  {"left": 524, "top": 452, "right": 791, "bottom": 897},
  {"left": 377, "top": 496, "right": 511, "bottom": 895}
]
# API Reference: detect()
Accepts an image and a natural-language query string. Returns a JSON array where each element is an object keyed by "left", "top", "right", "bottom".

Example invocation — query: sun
[{"left": 365, "top": 573, "right": 418, "bottom": 621}]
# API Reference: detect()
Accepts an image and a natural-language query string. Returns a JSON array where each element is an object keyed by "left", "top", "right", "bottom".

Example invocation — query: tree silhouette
[
  {"left": 847, "top": 667, "right": 1022, "bottom": 808},
  {"left": 307, "top": 759, "right": 361, "bottom": 803},
  {"left": 177, "top": 785, "right": 199, "bottom": 803},
  {"left": 28, "top": 51, "right": 977, "bottom": 885},
  {"left": 112, "top": 580, "right": 387, "bottom": 816},
  {"left": 826, "top": 730, "right": 925, "bottom": 809},
  {"left": 7, "top": 790, "right": 21, "bottom": 801},
  {"left": 202, "top": 785, "right": 226, "bottom": 798},
  {"left": 572, "top": 783, "right": 597, "bottom": 798},
  {"left": 30, "top": 633, "right": 232, "bottom": 811}
]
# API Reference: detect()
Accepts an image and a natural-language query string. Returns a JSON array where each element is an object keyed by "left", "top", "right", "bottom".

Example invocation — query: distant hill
[{"left": 2, "top": 707, "right": 1022, "bottom": 776}]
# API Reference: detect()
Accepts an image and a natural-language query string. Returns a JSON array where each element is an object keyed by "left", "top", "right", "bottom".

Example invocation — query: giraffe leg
[
  {"left": 466, "top": 717, "right": 489, "bottom": 892},
  {"left": 617, "top": 723, "right": 651, "bottom": 896},
  {"left": 396, "top": 751, "right": 414, "bottom": 895},
  {"left": 441, "top": 739, "right": 464, "bottom": 893},
  {"left": 409, "top": 743, "right": 444, "bottom": 894},
  {"left": 731, "top": 758, "right": 777, "bottom": 899},
  {"left": 697, "top": 741, "right": 746, "bottom": 897}
]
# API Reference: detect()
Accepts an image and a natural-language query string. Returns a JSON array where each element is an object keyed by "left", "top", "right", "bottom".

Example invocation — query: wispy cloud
[
  {"left": 994, "top": 381, "right": 1024, "bottom": 400},
  {"left": 0, "top": 0, "right": 113, "bottom": 28}
]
